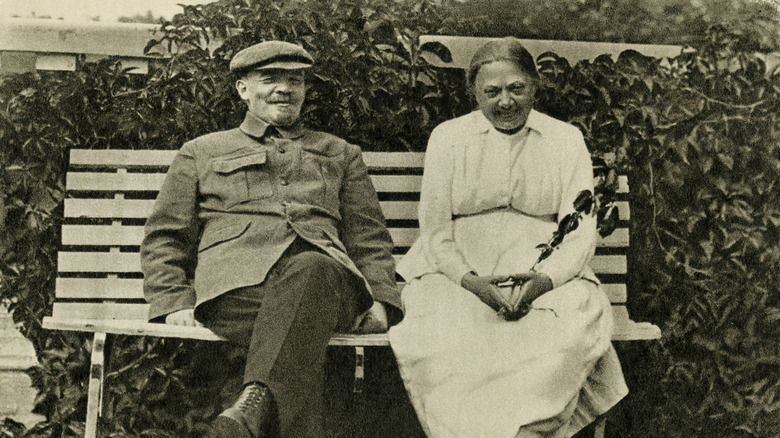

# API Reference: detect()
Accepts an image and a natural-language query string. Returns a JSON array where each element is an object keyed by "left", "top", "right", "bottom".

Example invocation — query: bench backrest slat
[
  {"left": 64, "top": 198, "right": 630, "bottom": 222},
  {"left": 67, "top": 150, "right": 428, "bottom": 169},
  {"left": 69, "top": 150, "right": 178, "bottom": 168},
  {"left": 60, "top": 224, "right": 629, "bottom": 249},
  {"left": 54, "top": 277, "right": 627, "bottom": 303},
  {"left": 56, "top": 251, "right": 628, "bottom": 275},
  {"left": 54, "top": 150, "right": 631, "bottom": 323},
  {"left": 64, "top": 199, "right": 429, "bottom": 220},
  {"left": 67, "top": 173, "right": 426, "bottom": 193},
  {"left": 53, "top": 302, "right": 149, "bottom": 321},
  {"left": 67, "top": 175, "right": 630, "bottom": 198}
]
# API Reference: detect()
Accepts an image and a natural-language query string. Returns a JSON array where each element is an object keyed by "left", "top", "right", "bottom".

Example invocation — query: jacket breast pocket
[{"left": 207, "top": 150, "right": 274, "bottom": 207}]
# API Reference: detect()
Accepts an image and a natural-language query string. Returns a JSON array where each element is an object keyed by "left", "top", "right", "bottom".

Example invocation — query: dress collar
[
  {"left": 473, "top": 109, "right": 545, "bottom": 136},
  {"left": 239, "top": 111, "right": 305, "bottom": 140}
]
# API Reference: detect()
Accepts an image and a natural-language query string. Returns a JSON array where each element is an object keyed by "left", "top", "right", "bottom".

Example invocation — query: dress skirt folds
[{"left": 388, "top": 210, "right": 628, "bottom": 438}]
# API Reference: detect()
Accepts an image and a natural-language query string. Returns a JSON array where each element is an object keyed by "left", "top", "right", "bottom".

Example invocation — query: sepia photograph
[{"left": 1, "top": 0, "right": 779, "bottom": 437}]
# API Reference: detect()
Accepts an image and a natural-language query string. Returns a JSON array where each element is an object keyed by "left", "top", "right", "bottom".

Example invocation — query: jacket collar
[
  {"left": 473, "top": 109, "right": 545, "bottom": 136},
  {"left": 239, "top": 111, "right": 305, "bottom": 140}
]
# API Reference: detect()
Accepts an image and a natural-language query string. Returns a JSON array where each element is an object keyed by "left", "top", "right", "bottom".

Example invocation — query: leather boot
[{"left": 209, "top": 382, "right": 279, "bottom": 438}]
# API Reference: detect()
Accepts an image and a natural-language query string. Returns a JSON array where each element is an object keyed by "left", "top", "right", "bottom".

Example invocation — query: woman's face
[{"left": 473, "top": 60, "right": 537, "bottom": 131}]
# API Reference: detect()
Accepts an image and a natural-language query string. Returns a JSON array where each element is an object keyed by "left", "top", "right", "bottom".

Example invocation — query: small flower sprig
[{"left": 498, "top": 189, "right": 597, "bottom": 321}]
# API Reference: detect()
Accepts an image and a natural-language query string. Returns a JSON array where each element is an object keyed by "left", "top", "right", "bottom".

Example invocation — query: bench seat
[{"left": 42, "top": 304, "right": 662, "bottom": 344}]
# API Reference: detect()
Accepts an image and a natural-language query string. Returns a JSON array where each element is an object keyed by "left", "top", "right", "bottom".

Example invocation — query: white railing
[
  {"left": 419, "top": 35, "right": 683, "bottom": 68},
  {"left": 0, "top": 18, "right": 687, "bottom": 75}
]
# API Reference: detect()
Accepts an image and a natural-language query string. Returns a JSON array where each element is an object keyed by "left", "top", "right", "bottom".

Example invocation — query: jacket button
[
  {"left": 278, "top": 146, "right": 286, "bottom": 153},
  {"left": 280, "top": 178, "right": 289, "bottom": 186}
]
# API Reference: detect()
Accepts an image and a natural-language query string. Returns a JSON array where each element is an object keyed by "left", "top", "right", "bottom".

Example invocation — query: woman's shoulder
[
  {"left": 431, "top": 111, "right": 484, "bottom": 136},
  {"left": 527, "top": 110, "right": 584, "bottom": 140}
]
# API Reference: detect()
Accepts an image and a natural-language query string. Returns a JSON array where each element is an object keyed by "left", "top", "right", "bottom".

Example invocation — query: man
[{"left": 140, "top": 41, "right": 402, "bottom": 438}]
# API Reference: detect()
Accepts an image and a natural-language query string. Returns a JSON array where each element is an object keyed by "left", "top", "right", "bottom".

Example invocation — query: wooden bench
[{"left": 43, "top": 149, "right": 660, "bottom": 438}]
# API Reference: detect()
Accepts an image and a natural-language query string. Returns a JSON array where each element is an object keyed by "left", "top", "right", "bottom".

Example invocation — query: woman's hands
[
  {"left": 461, "top": 271, "right": 553, "bottom": 320},
  {"left": 504, "top": 272, "right": 553, "bottom": 320},
  {"left": 460, "top": 272, "right": 512, "bottom": 313}
]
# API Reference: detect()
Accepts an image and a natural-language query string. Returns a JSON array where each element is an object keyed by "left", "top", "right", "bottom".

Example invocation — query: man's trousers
[{"left": 200, "top": 238, "right": 364, "bottom": 437}]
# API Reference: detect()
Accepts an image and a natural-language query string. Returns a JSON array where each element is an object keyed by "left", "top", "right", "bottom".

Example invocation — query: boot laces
[{"left": 237, "top": 384, "right": 267, "bottom": 410}]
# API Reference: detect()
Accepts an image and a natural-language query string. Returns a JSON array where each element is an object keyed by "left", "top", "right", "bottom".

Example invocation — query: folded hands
[{"left": 461, "top": 271, "right": 553, "bottom": 320}]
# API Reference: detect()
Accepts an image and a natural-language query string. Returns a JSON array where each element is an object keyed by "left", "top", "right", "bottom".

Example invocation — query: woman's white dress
[{"left": 388, "top": 110, "right": 628, "bottom": 438}]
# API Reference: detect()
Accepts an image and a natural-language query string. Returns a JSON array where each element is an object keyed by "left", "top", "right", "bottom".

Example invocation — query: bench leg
[
  {"left": 353, "top": 346, "right": 365, "bottom": 393},
  {"left": 593, "top": 415, "right": 606, "bottom": 438},
  {"left": 85, "top": 332, "right": 107, "bottom": 438}
]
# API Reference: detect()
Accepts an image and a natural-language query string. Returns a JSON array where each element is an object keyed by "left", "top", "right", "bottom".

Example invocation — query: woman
[{"left": 388, "top": 37, "right": 628, "bottom": 438}]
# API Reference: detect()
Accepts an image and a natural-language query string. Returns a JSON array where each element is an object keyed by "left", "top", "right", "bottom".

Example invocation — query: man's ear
[{"left": 235, "top": 79, "right": 248, "bottom": 100}]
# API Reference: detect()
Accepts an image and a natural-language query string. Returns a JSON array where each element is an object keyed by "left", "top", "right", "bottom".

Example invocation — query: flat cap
[{"left": 230, "top": 41, "right": 314, "bottom": 73}]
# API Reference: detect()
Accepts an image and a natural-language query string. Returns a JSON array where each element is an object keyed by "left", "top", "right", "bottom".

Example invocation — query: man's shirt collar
[{"left": 239, "top": 111, "right": 305, "bottom": 140}]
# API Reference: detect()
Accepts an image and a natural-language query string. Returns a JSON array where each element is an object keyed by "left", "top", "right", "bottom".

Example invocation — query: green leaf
[
  {"left": 717, "top": 153, "right": 734, "bottom": 170},
  {"left": 764, "top": 307, "right": 780, "bottom": 323},
  {"left": 573, "top": 190, "right": 594, "bottom": 214},
  {"left": 419, "top": 41, "right": 453, "bottom": 64},
  {"left": 699, "top": 154, "right": 714, "bottom": 174}
]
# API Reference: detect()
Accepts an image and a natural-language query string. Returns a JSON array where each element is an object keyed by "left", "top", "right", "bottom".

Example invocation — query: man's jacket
[{"left": 140, "top": 112, "right": 401, "bottom": 323}]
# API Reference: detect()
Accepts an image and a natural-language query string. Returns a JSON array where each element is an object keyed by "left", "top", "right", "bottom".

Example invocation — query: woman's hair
[{"left": 467, "top": 37, "right": 540, "bottom": 87}]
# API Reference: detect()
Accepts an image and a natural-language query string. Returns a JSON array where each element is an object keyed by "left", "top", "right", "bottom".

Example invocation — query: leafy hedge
[
  {"left": 1, "top": 0, "right": 779, "bottom": 436},
  {"left": 533, "top": 26, "right": 780, "bottom": 436}
]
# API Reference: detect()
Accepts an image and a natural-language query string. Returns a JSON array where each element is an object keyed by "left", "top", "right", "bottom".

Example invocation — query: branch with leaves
[{"left": 498, "top": 189, "right": 606, "bottom": 321}]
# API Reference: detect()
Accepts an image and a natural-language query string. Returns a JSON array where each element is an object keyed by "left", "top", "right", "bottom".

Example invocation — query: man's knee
[
  {"left": 271, "top": 249, "right": 360, "bottom": 326},
  {"left": 285, "top": 250, "right": 350, "bottom": 285}
]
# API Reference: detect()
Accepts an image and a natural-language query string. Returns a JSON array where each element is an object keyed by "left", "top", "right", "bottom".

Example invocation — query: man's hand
[
  {"left": 461, "top": 273, "right": 512, "bottom": 313},
  {"left": 164, "top": 309, "right": 203, "bottom": 327},
  {"left": 352, "top": 301, "right": 389, "bottom": 333},
  {"left": 506, "top": 272, "right": 553, "bottom": 315}
]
